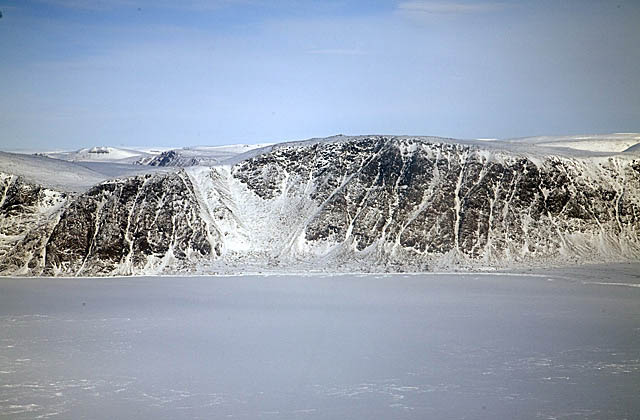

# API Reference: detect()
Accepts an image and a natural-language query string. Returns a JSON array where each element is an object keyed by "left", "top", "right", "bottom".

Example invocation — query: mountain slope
[
  {"left": 1, "top": 171, "right": 217, "bottom": 276},
  {"left": 1, "top": 135, "right": 639, "bottom": 275},
  {"left": 0, "top": 174, "right": 67, "bottom": 274},
  {"left": 226, "top": 136, "right": 640, "bottom": 270}
]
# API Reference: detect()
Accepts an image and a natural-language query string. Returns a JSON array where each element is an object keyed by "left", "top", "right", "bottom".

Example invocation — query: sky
[{"left": 1, "top": 0, "right": 639, "bottom": 150}]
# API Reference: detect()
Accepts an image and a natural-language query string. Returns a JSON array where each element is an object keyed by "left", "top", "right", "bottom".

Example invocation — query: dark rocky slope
[
  {"left": 1, "top": 136, "right": 639, "bottom": 275},
  {"left": 1, "top": 171, "right": 217, "bottom": 275},
  {"left": 232, "top": 137, "right": 640, "bottom": 268}
]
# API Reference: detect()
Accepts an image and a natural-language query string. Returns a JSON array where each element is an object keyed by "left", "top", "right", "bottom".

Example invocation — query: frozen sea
[{"left": 1, "top": 266, "right": 639, "bottom": 420}]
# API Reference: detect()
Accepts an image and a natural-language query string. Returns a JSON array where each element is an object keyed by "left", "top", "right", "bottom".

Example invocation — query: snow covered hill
[
  {"left": 37, "top": 143, "right": 272, "bottom": 167},
  {"left": 136, "top": 144, "right": 273, "bottom": 166},
  {"left": 1, "top": 134, "right": 640, "bottom": 276},
  {"left": 0, "top": 152, "right": 111, "bottom": 192},
  {"left": 0, "top": 151, "right": 167, "bottom": 192},
  {"left": 504, "top": 132, "right": 640, "bottom": 153},
  {"left": 42, "top": 146, "right": 154, "bottom": 164}
]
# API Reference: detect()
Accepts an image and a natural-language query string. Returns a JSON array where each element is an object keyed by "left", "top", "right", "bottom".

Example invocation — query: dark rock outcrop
[
  {"left": 0, "top": 171, "right": 218, "bottom": 276},
  {"left": 232, "top": 137, "right": 640, "bottom": 267},
  {"left": 43, "top": 171, "right": 217, "bottom": 275},
  {"left": 0, "top": 174, "right": 67, "bottom": 273},
  {"left": 2, "top": 136, "right": 640, "bottom": 275}
]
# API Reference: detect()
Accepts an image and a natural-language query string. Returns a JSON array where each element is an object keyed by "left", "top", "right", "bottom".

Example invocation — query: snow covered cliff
[{"left": 1, "top": 135, "right": 640, "bottom": 275}]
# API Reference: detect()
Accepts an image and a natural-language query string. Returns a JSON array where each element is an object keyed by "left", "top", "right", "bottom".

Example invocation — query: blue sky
[{"left": 1, "top": 0, "right": 639, "bottom": 150}]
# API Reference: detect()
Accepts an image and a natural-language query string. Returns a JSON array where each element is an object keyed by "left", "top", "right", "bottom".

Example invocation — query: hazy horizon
[{"left": 4, "top": 131, "right": 640, "bottom": 154}]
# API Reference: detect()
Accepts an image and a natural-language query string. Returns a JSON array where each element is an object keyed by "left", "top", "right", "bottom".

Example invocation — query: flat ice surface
[{"left": 1, "top": 268, "right": 639, "bottom": 420}]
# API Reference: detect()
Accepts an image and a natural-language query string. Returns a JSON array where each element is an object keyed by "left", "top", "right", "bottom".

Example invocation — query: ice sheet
[{"left": 1, "top": 267, "right": 639, "bottom": 419}]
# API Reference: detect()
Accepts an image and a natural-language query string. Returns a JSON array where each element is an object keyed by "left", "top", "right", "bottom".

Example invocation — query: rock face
[
  {"left": 141, "top": 150, "right": 202, "bottom": 167},
  {"left": 139, "top": 149, "right": 226, "bottom": 167},
  {"left": 0, "top": 174, "right": 67, "bottom": 274},
  {"left": 2, "top": 136, "right": 640, "bottom": 276},
  {"left": 231, "top": 137, "right": 640, "bottom": 268},
  {"left": 1, "top": 171, "right": 217, "bottom": 276}
]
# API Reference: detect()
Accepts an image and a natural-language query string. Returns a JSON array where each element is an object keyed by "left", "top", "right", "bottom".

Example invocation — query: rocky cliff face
[
  {"left": 0, "top": 174, "right": 67, "bottom": 274},
  {"left": 2, "top": 136, "right": 639, "bottom": 276},
  {"left": 1, "top": 171, "right": 217, "bottom": 276},
  {"left": 231, "top": 137, "right": 640, "bottom": 269}
]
